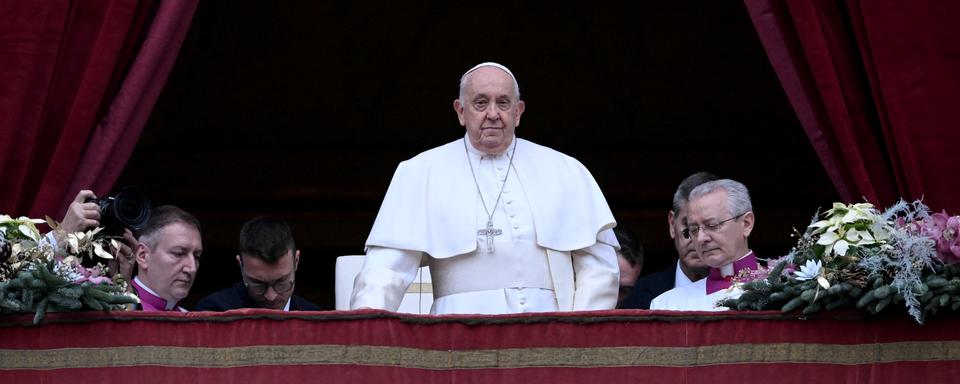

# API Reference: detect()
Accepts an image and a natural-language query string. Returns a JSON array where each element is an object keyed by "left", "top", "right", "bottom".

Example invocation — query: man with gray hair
[
  {"left": 351, "top": 62, "right": 619, "bottom": 314},
  {"left": 650, "top": 179, "right": 758, "bottom": 311},
  {"left": 620, "top": 171, "right": 715, "bottom": 309},
  {"left": 132, "top": 205, "right": 203, "bottom": 311}
]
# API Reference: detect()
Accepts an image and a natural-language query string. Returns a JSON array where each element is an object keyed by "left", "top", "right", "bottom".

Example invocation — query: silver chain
[{"left": 463, "top": 137, "right": 517, "bottom": 227}]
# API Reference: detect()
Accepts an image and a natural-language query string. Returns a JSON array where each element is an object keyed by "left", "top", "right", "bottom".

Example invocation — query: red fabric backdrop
[
  {"left": 59, "top": 0, "right": 198, "bottom": 218},
  {"left": 744, "top": 0, "right": 960, "bottom": 212},
  {"left": 0, "top": 0, "right": 197, "bottom": 220}
]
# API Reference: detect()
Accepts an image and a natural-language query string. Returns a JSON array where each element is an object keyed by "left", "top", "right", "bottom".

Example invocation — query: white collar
[
  {"left": 718, "top": 250, "right": 754, "bottom": 277},
  {"left": 674, "top": 259, "right": 695, "bottom": 287}
]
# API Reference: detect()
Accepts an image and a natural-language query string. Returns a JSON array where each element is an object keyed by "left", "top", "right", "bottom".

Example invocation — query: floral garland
[
  {"left": 721, "top": 200, "right": 960, "bottom": 324},
  {"left": 0, "top": 215, "right": 139, "bottom": 324}
]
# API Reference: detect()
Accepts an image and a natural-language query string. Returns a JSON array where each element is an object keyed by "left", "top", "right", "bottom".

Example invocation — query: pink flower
[
  {"left": 916, "top": 211, "right": 960, "bottom": 264},
  {"left": 765, "top": 256, "right": 796, "bottom": 277},
  {"left": 71, "top": 264, "right": 114, "bottom": 285},
  {"left": 939, "top": 214, "right": 960, "bottom": 264},
  {"left": 730, "top": 256, "right": 796, "bottom": 283},
  {"left": 924, "top": 212, "right": 948, "bottom": 238},
  {"left": 76, "top": 275, "right": 113, "bottom": 285},
  {"left": 781, "top": 265, "right": 797, "bottom": 277}
]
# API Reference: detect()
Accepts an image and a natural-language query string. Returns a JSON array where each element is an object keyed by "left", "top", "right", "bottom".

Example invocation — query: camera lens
[
  {"left": 110, "top": 187, "right": 151, "bottom": 231},
  {"left": 118, "top": 198, "right": 144, "bottom": 221}
]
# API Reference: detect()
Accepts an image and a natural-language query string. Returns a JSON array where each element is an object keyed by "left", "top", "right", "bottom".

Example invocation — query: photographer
[{"left": 59, "top": 190, "right": 138, "bottom": 282}]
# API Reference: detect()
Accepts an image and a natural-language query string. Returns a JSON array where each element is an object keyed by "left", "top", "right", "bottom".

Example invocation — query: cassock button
[
  {"left": 513, "top": 225, "right": 519, "bottom": 230},
  {"left": 506, "top": 200, "right": 513, "bottom": 204}
]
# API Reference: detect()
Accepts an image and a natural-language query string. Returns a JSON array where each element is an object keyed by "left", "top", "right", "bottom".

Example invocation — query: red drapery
[
  {"left": 57, "top": 0, "right": 198, "bottom": 218},
  {"left": 744, "top": 0, "right": 960, "bottom": 212},
  {"left": 0, "top": 0, "right": 197, "bottom": 220},
  {"left": 1, "top": 310, "right": 959, "bottom": 383}
]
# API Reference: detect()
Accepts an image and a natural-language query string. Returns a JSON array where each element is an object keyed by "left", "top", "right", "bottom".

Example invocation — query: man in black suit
[
  {"left": 620, "top": 172, "right": 716, "bottom": 309},
  {"left": 195, "top": 217, "right": 318, "bottom": 311},
  {"left": 614, "top": 227, "right": 644, "bottom": 308}
]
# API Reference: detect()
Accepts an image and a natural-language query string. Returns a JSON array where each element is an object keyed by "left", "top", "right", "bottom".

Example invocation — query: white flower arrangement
[
  {"left": 0, "top": 215, "right": 139, "bottom": 324},
  {"left": 808, "top": 203, "right": 892, "bottom": 258},
  {"left": 723, "top": 200, "right": 960, "bottom": 324}
]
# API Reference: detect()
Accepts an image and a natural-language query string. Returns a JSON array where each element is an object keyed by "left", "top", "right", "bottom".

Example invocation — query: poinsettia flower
[
  {"left": 87, "top": 227, "right": 104, "bottom": 238},
  {"left": 66, "top": 234, "right": 80, "bottom": 254},
  {"left": 846, "top": 228, "right": 877, "bottom": 247},
  {"left": 841, "top": 209, "right": 864, "bottom": 224},
  {"left": 94, "top": 243, "right": 114, "bottom": 259},
  {"left": 0, "top": 215, "right": 44, "bottom": 225},
  {"left": 817, "top": 231, "right": 851, "bottom": 256},
  {"left": 817, "top": 231, "right": 839, "bottom": 245},
  {"left": 811, "top": 202, "right": 893, "bottom": 258},
  {"left": 841, "top": 203, "right": 876, "bottom": 222},
  {"left": 809, "top": 218, "right": 834, "bottom": 230},
  {"left": 833, "top": 240, "right": 850, "bottom": 256},
  {"left": 0, "top": 216, "right": 46, "bottom": 241},
  {"left": 846, "top": 229, "right": 862, "bottom": 243},
  {"left": 18, "top": 224, "right": 39, "bottom": 242}
]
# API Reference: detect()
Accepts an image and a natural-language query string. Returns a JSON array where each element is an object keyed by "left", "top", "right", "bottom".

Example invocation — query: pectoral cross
[{"left": 477, "top": 220, "right": 502, "bottom": 254}]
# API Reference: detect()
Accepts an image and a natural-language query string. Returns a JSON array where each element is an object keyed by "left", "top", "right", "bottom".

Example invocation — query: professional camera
[{"left": 85, "top": 186, "right": 152, "bottom": 237}]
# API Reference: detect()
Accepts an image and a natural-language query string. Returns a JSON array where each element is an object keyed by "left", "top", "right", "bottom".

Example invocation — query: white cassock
[
  {"left": 649, "top": 279, "right": 742, "bottom": 311},
  {"left": 351, "top": 135, "right": 620, "bottom": 314},
  {"left": 651, "top": 251, "right": 756, "bottom": 311}
]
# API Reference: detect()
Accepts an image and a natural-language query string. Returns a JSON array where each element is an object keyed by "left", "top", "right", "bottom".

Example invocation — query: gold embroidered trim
[{"left": 2, "top": 341, "right": 958, "bottom": 370}]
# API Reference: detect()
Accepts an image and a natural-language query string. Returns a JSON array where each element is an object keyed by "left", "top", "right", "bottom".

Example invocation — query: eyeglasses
[
  {"left": 682, "top": 213, "right": 746, "bottom": 239},
  {"left": 240, "top": 265, "right": 296, "bottom": 295}
]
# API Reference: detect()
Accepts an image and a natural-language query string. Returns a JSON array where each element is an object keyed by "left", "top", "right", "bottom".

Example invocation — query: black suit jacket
[
  {"left": 620, "top": 262, "right": 677, "bottom": 309},
  {"left": 194, "top": 282, "right": 320, "bottom": 311}
]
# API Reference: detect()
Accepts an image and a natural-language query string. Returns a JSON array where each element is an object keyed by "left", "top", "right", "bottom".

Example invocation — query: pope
[{"left": 351, "top": 62, "right": 620, "bottom": 314}]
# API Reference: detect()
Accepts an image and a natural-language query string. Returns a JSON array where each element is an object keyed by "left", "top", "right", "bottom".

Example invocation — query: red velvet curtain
[
  {"left": 744, "top": 0, "right": 960, "bottom": 212},
  {"left": 0, "top": 0, "right": 197, "bottom": 220},
  {"left": 58, "top": 0, "right": 199, "bottom": 218}
]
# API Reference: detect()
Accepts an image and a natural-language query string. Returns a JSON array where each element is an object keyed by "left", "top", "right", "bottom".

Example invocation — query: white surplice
[
  {"left": 649, "top": 278, "right": 742, "bottom": 311},
  {"left": 651, "top": 252, "right": 756, "bottom": 311}
]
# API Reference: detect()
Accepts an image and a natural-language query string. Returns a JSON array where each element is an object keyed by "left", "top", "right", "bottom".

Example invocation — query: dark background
[{"left": 116, "top": 2, "right": 839, "bottom": 309}]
